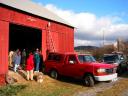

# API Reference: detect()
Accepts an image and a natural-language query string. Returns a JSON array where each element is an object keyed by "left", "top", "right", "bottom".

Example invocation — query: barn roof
[{"left": 0, "top": 0, "right": 74, "bottom": 27}]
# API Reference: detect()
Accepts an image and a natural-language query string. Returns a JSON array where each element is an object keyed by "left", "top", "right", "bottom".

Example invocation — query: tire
[
  {"left": 83, "top": 74, "right": 95, "bottom": 87},
  {"left": 50, "top": 70, "right": 58, "bottom": 79},
  {"left": 117, "top": 65, "right": 123, "bottom": 75}
]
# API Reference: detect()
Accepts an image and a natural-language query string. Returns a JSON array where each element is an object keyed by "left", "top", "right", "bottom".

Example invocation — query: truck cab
[
  {"left": 45, "top": 52, "right": 117, "bottom": 87},
  {"left": 103, "top": 52, "right": 128, "bottom": 74}
]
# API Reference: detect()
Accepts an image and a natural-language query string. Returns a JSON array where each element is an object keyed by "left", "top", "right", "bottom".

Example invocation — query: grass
[
  {"left": 16, "top": 76, "right": 89, "bottom": 96},
  {"left": 4, "top": 71, "right": 128, "bottom": 96},
  {"left": 1, "top": 75, "right": 128, "bottom": 96},
  {"left": 0, "top": 85, "right": 27, "bottom": 96},
  {"left": 4, "top": 70, "right": 89, "bottom": 96}
]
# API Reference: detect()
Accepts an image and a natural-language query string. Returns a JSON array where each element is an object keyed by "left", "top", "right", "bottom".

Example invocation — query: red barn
[{"left": 0, "top": 0, "right": 74, "bottom": 85}]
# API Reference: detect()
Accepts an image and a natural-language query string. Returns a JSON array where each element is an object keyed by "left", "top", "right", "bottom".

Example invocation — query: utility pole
[{"left": 103, "top": 30, "right": 105, "bottom": 47}]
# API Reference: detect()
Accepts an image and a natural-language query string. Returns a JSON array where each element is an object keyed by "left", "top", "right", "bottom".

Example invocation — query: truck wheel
[
  {"left": 83, "top": 75, "right": 94, "bottom": 87},
  {"left": 117, "top": 65, "right": 123, "bottom": 75},
  {"left": 50, "top": 70, "right": 58, "bottom": 79}
]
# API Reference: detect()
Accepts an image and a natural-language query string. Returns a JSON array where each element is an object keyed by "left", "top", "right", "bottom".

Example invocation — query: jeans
[
  {"left": 14, "top": 64, "right": 19, "bottom": 72},
  {"left": 35, "top": 62, "right": 40, "bottom": 71}
]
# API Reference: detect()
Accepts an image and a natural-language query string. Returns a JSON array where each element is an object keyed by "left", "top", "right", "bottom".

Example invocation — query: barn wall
[
  {"left": 0, "top": 20, "right": 9, "bottom": 85},
  {"left": 41, "top": 29, "right": 47, "bottom": 60},
  {"left": 0, "top": 6, "right": 74, "bottom": 77},
  {"left": 50, "top": 22, "right": 74, "bottom": 53},
  {"left": 0, "top": 6, "right": 74, "bottom": 54},
  {"left": 0, "top": 20, "right": 9, "bottom": 74}
]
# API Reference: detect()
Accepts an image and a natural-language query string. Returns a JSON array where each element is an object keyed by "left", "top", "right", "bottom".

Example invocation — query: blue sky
[
  {"left": 33, "top": 0, "right": 128, "bottom": 20},
  {"left": 32, "top": 0, "right": 128, "bottom": 46}
]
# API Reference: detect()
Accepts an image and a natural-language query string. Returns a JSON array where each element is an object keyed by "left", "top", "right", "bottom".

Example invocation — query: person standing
[
  {"left": 12, "top": 49, "right": 20, "bottom": 65},
  {"left": 26, "top": 52, "right": 34, "bottom": 80},
  {"left": 8, "top": 51, "right": 14, "bottom": 68},
  {"left": 21, "top": 49, "right": 26, "bottom": 69},
  {"left": 34, "top": 48, "right": 40, "bottom": 72},
  {"left": 39, "top": 50, "right": 44, "bottom": 72},
  {"left": 13, "top": 51, "right": 21, "bottom": 72}
]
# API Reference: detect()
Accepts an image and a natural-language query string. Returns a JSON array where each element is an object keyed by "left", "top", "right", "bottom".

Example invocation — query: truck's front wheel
[
  {"left": 83, "top": 75, "right": 94, "bottom": 87},
  {"left": 50, "top": 70, "right": 58, "bottom": 79}
]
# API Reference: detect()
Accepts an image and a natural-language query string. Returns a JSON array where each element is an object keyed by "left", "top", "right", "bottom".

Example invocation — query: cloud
[{"left": 44, "top": 4, "right": 128, "bottom": 47}]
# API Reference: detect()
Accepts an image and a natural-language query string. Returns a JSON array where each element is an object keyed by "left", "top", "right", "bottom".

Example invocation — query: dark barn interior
[{"left": 9, "top": 23, "right": 42, "bottom": 52}]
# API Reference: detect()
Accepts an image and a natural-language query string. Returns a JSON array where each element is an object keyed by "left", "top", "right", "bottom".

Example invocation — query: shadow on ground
[{"left": 119, "top": 71, "right": 128, "bottom": 78}]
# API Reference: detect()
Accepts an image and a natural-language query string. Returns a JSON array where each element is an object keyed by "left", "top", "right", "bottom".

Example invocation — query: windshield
[
  {"left": 78, "top": 55, "right": 96, "bottom": 63},
  {"left": 103, "top": 55, "right": 118, "bottom": 62}
]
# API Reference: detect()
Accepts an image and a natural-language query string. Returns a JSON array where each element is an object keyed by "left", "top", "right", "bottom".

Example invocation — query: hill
[{"left": 74, "top": 46, "right": 99, "bottom": 50}]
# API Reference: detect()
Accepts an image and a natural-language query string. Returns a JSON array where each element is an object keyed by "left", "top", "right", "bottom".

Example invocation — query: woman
[{"left": 26, "top": 52, "right": 34, "bottom": 80}]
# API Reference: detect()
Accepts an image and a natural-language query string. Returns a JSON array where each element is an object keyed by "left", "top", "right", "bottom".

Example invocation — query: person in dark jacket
[
  {"left": 26, "top": 52, "right": 34, "bottom": 80},
  {"left": 21, "top": 49, "right": 26, "bottom": 69},
  {"left": 39, "top": 50, "right": 44, "bottom": 72},
  {"left": 34, "top": 48, "right": 40, "bottom": 72}
]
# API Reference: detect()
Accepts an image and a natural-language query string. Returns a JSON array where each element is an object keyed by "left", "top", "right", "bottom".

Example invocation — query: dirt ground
[
  {"left": 8, "top": 70, "right": 128, "bottom": 96},
  {"left": 74, "top": 78, "right": 121, "bottom": 96},
  {"left": 75, "top": 72, "right": 128, "bottom": 96}
]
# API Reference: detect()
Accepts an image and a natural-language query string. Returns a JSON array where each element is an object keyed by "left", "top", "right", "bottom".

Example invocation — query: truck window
[
  {"left": 84, "top": 55, "right": 96, "bottom": 62},
  {"left": 68, "top": 55, "right": 77, "bottom": 64},
  {"left": 47, "top": 53, "right": 54, "bottom": 60},
  {"left": 78, "top": 55, "right": 84, "bottom": 63},
  {"left": 103, "top": 55, "right": 118, "bottom": 62},
  {"left": 47, "top": 53, "right": 62, "bottom": 61},
  {"left": 78, "top": 55, "right": 96, "bottom": 63}
]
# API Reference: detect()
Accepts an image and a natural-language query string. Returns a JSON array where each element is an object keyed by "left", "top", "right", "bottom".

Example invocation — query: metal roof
[{"left": 0, "top": 0, "right": 74, "bottom": 27}]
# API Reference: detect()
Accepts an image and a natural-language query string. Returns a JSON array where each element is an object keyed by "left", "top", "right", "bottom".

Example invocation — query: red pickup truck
[{"left": 44, "top": 52, "right": 117, "bottom": 86}]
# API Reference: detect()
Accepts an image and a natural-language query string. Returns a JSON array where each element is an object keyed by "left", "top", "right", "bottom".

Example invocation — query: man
[
  {"left": 34, "top": 48, "right": 40, "bottom": 72},
  {"left": 13, "top": 51, "right": 21, "bottom": 72}
]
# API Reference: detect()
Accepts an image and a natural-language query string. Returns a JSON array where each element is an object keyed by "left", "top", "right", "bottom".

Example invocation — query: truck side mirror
[{"left": 69, "top": 61, "right": 74, "bottom": 64}]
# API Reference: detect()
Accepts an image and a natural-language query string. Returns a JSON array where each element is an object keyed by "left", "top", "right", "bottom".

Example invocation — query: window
[
  {"left": 47, "top": 53, "right": 54, "bottom": 60},
  {"left": 78, "top": 55, "right": 96, "bottom": 63},
  {"left": 68, "top": 55, "right": 77, "bottom": 64},
  {"left": 103, "top": 55, "right": 118, "bottom": 62},
  {"left": 78, "top": 55, "right": 84, "bottom": 63},
  {"left": 47, "top": 53, "right": 62, "bottom": 61},
  {"left": 84, "top": 55, "right": 96, "bottom": 62}
]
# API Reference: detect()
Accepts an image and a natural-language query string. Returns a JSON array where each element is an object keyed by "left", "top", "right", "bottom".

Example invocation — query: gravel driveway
[{"left": 74, "top": 78, "right": 122, "bottom": 96}]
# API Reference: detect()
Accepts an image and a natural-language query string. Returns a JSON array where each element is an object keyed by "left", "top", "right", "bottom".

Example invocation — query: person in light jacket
[
  {"left": 13, "top": 51, "right": 21, "bottom": 72},
  {"left": 8, "top": 51, "right": 14, "bottom": 68}
]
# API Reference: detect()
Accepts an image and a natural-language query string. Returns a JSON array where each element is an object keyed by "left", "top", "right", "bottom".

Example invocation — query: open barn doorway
[
  {"left": 8, "top": 23, "right": 43, "bottom": 71},
  {"left": 9, "top": 23, "right": 42, "bottom": 52}
]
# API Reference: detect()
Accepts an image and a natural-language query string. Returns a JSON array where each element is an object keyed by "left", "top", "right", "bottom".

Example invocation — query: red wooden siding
[
  {"left": 49, "top": 23, "right": 74, "bottom": 53},
  {"left": 0, "top": 74, "right": 6, "bottom": 86},
  {"left": 41, "top": 29, "right": 47, "bottom": 60},
  {"left": 12, "top": 11, "right": 47, "bottom": 29},
  {"left": 0, "top": 7, "right": 13, "bottom": 22},
  {"left": 0, "top": 21, "right": 9, "bottom": 74}
]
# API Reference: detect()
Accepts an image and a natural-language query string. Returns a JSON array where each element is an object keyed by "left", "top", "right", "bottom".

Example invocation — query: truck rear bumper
[{"left": 94, "top": 73, "right": 117, "bottom": 81}]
